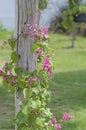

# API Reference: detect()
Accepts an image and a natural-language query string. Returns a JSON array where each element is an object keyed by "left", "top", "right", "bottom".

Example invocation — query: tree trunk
[
  {"left": 71, "top": 22, "right": 77, "bottom": 48},
  {"left": 15, "top": 0, "right": 38, "bottom": 129}
]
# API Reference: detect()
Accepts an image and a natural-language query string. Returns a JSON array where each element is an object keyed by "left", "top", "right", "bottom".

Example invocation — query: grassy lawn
[
  {"left": 0, "top": 30, "right": 14, "bottom": 130},
  {"left": 0, "top": 31, "right": 86, "bottom": 130},
  {"left": 49, "top": 33, "right": 86, "bottom": 130}
]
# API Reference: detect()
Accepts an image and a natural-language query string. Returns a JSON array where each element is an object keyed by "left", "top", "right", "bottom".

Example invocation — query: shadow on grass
[
  {"left": 0, "top": 85, "right": 15, "bottom": 129},
  {"left": 50, "top": 69, "right": 86, "bottom": 129},
  {"left": 50, "top": 69, "right": 86, "bottom": 115},
  {"left": 0, "top": 69, "right": 86, "bottom": 129}
]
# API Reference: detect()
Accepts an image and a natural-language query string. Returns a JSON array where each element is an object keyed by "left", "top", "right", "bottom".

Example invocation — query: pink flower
[
  {"left": 69, "top": 115, "right": 74, "bottom": 120},
  {"left": 3, "top": 75, "right": 10, "bottom": 83},
  {"left": 24, "top": 24, "right": 38, "bottom": 36},
  {"left": 62, "top": 112, "right": 69, "bottom": 121},
  {"left": 43, "top": 55, "right": 53, "bottom": 77},
  {"left": 48, "top": 121, "right": 53, "bottom": 126},
  {"left": 12, "top": 81, "right": 17, "bottom": 87},
  {"left": 42, "top": 27, "right": 48, "bottom": 35},
  {"left": 0, "top": 69, "right": 4, "bottom": 75},
  {"left": 40, "top": 27, "right": 48, "bottom": 39},
  {"left": 36, "top": 48, "right": 44, "bottom": 56},
  {"left": 27, "top": 77, "right": 39, "bottom": 82},
  {"left": 62, "top": 112, "right": 74, "bottom": 121},
  {"left": 3, "top": 40, "right": 8, "bottom": 45},
  {"left": 57, "top": 124, "right": 61, "bottom": 130},
  {"left": 2, "top": 62, "right": 8, "bottom": 71},
  {"left": 24, "top": 24, "right": 48, "bottom": 41},
  {"left": 52, "top": 116, "right": 57, "bottom": 125}
]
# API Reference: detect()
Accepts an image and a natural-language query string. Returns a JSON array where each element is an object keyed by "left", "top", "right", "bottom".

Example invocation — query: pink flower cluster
[
  {"left": 26, "top": 77, "right": 39, "bottom": 82},
  {"left": 36, "top": 48, "right": 44, "bottom": 57},
  {"left": 0, "top": 69, "right": 4, "bottom": 75},
  {"left": 0, "top": 62, "right": 17, "bottom": 87},
  {"left": 62, "top": 112, "right": 74, "bottom": 121},
  {"left": 42, "top": 55, "right": 53, "bottom": 77},
  {"left": 24, "top": 24, "right": 38, "bottom": 36},
  {"left": 3, "top": 40, "right": 8, "bottom": 45},
  {"left": 0, "top": 40, "right": 8, "bottom": 49},
  {"left": 48, "top": 116, "right": 61, "bottom": 130},
  {"left": 24, "top": 23, "right": 48, "bottom": 41},
  {"left": 39, "top": 27, "right": 48, "bottom": 39},
  {"left": 26, "top": 77, "right": 39, "bottom": 88},
  {"left": 48, "top": 112, "right": 74, "bottom": 130},
  {"left": 3, "top": 73, "right": 17, "bottom": 87}
]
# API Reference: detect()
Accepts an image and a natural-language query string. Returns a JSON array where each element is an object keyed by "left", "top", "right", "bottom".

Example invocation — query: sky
[
  {"left": 0, "top": 0, "right": 86, "bottom": 30},
  {"left": 0, "top": 0, "right": 15, "bottom": 30}
]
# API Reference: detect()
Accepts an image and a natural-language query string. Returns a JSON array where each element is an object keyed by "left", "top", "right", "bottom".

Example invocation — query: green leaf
[
  {"left": 8, "top": 38, "right": 16, "bottom": 50},
  {"left": 11, "top": 51, "right": 20, "bottom": 63},
  {"left": 6, "top": 63, "right": 14, "bottom": 71},
  {"left": 36, "top": 118, "right": 45, "bottom": 129},
  {"left": 32, "top": 87, "right": 39, "bottom": 94},
  {"left": 39, "top": 0, "right": 48, "bottom": 10},
  {"left": 44, "top": 108, "right": 53, "bottom": 118},
  {"left": 31, "top": 100, "right": 37, "bottom": 109},
  {"left": 15, "top": 67, "right": 21, "bottom": 75},
  {"left": 36, "top": 99, "right": 41, "bottom": 108},
  {"left": 22, "top": 33, "right": 28, "bottom": 39},
  {"left": 10, "top": 85, "right": 15, "bottom": 93},
  {"left": 22, "top": 99, "right": 32, "bottom": 115},
  {"left": 31, "top": 99, "right": 41, "bottom": 109},
  {"left": 31, "top": 44, "right": 40, "bottom": 53},
  {"left": 25, "top": 10, "right": 31, "bottom": 15},
  {"left": 16, "top": 111, "right": 28, "bottom": 125},
  {"left": 18, "top": 78, "right": 26, "bottom": 89},
  {"left": 22, "top": 104, "right": 29, "bottom": 115},
  {"left": 23, "top": 88, "right": 32, "bottom": 99}
]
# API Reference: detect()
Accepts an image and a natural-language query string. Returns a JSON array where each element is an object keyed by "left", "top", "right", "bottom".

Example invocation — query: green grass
[
  {"left": 0, "top": 31, "right": 86, "bottom": 130},
  {"left": 0, "top": 30, "right": 14, "bottom": 130},
  {"left": 49, "top": 33, "right": 86, "bottom": 130}
]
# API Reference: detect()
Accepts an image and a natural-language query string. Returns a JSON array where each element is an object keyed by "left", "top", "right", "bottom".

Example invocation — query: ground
[{"left": 0, "top": 31, "right": 86, "bottom": 130}]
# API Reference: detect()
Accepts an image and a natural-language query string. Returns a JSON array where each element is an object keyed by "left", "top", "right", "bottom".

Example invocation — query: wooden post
[{"left": 15, "top": 0, "right": 38, "bottom": 129}]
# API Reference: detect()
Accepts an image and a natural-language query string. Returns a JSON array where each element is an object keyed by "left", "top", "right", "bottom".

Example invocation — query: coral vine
[{"left": 0, "top": 23, "right": 74, "bottom": 130}]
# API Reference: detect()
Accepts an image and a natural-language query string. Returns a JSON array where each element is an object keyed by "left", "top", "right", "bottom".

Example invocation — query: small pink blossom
[
  {"left": 42, "top": 27, "right": 48, "bottom": 35},
  {"left": 43, "top": 55, "right": 53, "bottom": 77},
  {"left": 0, "top": 69, "right": 4, "bottom": 75},
  {"left": 24, "top": 24, "right": 48, "bottom": 41},
  {"left": 52, "top": 116, "right": 57, "bottom": 125},
  {"left": 3, "top": 75, "right": 10, "bottom": 83},
  {"left": 36, "top": 48, "right": 44, "bottom": 56},
  {"left": 57, "top": 124, "right": 61, "bottom": 130},
  {"left": 2, "top": 62, "right": 8, "bottom": 71},
  {"left": 12, "top": 81, "right": 17, "bottom": 87},
  {"left": 48, "top": 121, "right": 53, "bottom": 126},
  {"left": 39, "top": 27, "right": 48, "bottom": 40},
  {"left": 24, "top": 24, "right": 38, "bottom": 36},
  {"left": 62, "top": 112, "right": 69, "bottom": 121},
  {"left": 3, "top": 40, "right": 8, "bottom": 45},
  {"left": 62, "top": 112, "right": 74, "bottom": 121},
  {"left": 27, "top": 77, "right": 39, "bottom": 82},
  {"left": 69, "top": 115, "right": 74, "bottom": 120}
]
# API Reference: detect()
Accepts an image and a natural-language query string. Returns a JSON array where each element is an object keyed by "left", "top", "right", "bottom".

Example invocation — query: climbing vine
[
  {"left": 0, "top": 16, "right": 74, "bottom": 130},
  {"left": 0, "top": 24, "right": 74, "bottom": 130}
]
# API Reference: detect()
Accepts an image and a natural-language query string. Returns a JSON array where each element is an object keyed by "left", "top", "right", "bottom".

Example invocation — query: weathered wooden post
[{"left": 15, "top": 0, "right": 38, "bottom": 129}]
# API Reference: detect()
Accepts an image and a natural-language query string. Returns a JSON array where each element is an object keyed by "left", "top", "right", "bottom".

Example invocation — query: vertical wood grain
[{"left": 15, "top": 0, "right": 38, "bottom": 129}]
